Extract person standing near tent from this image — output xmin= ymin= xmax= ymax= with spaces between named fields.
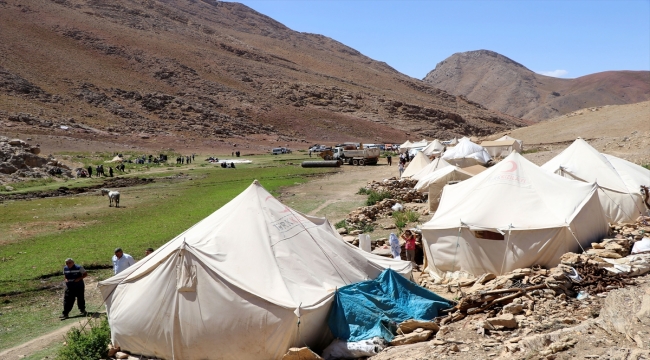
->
xmin=387 ymin=154 xmax=392 ymax=166
xmin=87 ymin=165 xmax=92 ymax=178
xmin=401 ymin=230 xmax=416 ymax=265
xmin=389 ymin=233 xmax=401 ymax=259
xmin=398 ymin=162 xmax=404 ymax=177
xmin=60 ymin=258 xmax=87 ymax=319
xmin=112 ymin=248 xmax=136 ymax=275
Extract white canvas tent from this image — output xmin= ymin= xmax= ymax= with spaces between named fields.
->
xmin=398 ymin=140 xmax=413 ymax=153
xmin=497 ymin=135 xmax=523 ymax=149
xmin=414 ymin=165 xmax=474 ymax=193
xmin=481 ymin=139 xmax=521 ymax=158
xmin=401 ymin=151 xmax=431 ymax=178
xmin=411 ymin=157 xmax=452 ymax=181
xmin=414 ymin=166 xmax=474 ymax=212
xmin=441 ymin=138 xmax=491 ymax=167
xmin=541 ymin=138 xmax=650 ymax=224
xmin=98 ymin=181 xmax=411 ymax=360
xmin=422 ymin=139 xmax=445 ymax=156
xmin=421 ymin=152 xmax=608 ymax=279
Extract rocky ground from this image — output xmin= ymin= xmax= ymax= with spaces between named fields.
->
xmin=0 ymin=136 xmax=73 ymax=186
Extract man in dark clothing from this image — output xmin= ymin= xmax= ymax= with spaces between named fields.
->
xmin=109 ymin=167 xmax=114 ymax=177
xmin=87 ymin=166 xmax=92 ymax=178
xmin=387 ymin=154 xmax=392 ymax=166
xmin=60 ymin=258 xmax=87 ymax=319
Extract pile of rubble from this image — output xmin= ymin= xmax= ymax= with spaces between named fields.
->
xmin=0 ymin=136 xmax=73 ymax=183
xmin=342 ymin=178 xmax=427 ymax=230
xmin=345 ymin=198 xmax=398 ymax=229
xmin=365 ymin=178 xmax=426 ymax=203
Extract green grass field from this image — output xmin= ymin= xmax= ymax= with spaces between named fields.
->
xmin=0 ymin=153 xmax=332 ymax=295
xmin=0 ymin=153 xmax=334 ymax=352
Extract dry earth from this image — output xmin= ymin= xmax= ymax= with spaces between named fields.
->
xmin=424 ymin=50 xmax=650 ymax=122
xmin=0 ymin=0 xmax=525 ymax=152
xmin=489 ymin=101 xmax=650 ymax=166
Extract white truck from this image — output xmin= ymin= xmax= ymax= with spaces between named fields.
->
xmin=332 ymin=147 xmax=380 ymax=166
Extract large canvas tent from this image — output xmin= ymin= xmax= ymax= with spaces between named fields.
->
xmin=98 ymin=181 xmax=411 ymax=360
xmin=421 ymin=152 xmax=608 ymax=279
xmin=401 ymin=151 xmax=431 ymax=178
xmin=541 ymin=138 xmax=650 ymax=224
xmin=398 ymin=140 xmax=413 ymax=153
xmin=411 ymin=157 xmax=452 ymax=181
xmin=481 ymin=139 xmax=521 ymax=158
xmin=497 ymin=135 xmax=523 ymax=149
xmin=422 ymin=139 xmax=445 ymax=156
xmin=414 ymin=166 xmax=474 ymax=212
xmin=442 ymin=138 xmax=491 ymax=167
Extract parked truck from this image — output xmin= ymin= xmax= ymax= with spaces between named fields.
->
xmin=331 ymin=146 xmax=380 ymax=165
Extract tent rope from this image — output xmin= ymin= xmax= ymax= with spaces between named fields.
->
xmin=499 ymin=224 xmax=513 ymax=276
xmin=567 ymin=225 xmax=586 ymax=253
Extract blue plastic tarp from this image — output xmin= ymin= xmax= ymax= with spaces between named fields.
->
xmin=328 ymin=268 xmax=453 ymax=342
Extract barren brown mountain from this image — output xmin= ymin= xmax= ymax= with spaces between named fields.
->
xmin=0 ymin=0 xmax=525 ymax=152
xmin=423 ymin=50 xmax=650 ymax=122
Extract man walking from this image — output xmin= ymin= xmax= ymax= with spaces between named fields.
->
xmin=60 ymin=258 xmax=87 ymax=319
xmin=112 ymin=248 xmax=136 ymax=275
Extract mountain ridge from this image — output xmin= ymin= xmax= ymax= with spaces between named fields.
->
xmin=0 ymin=0 xmax=525 ymax=150
xmin=423 ymin=50 xmax=650 ymax=122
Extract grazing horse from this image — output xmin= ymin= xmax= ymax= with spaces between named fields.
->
xmin=101 ymin=188 xmax=120 ymax=207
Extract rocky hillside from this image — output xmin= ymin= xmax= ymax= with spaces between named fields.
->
xmin=0 ymin=1 xmax=524 ymax=150
xmin=423 ymin=50 xmax=650 ymax=122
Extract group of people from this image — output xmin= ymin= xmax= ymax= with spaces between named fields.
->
xmin=389 ymin=229 xmax=417 ymax=265
xmin=397 ymin=153 xmax=412 ymax=176
xmin=176 ymin=155 xmax=194 ymax=164
xmin=60 ymin=247 xmax=155 ymax=319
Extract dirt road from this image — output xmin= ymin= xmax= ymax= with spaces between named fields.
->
xmin=279 ymin=161 xmax=398 ymax=222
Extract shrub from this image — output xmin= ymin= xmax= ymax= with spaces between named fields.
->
xmin=392 ymin=210 xmax=420 ymax=231
xmin=57 ymin=318 xmax=111 ymax=360
xmin=366 ymin=190 xmax=392 ymax=206
xmin=361 ymin=223 xmax=375 ymax=233
xmin=334 ymin=219 xmax=347 ymax=229
xmin=356 ymin=187 xmax=370 ymax=195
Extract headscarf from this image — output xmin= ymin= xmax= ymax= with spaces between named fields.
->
xmin=389 ymin=233 xmax=401 ymax=259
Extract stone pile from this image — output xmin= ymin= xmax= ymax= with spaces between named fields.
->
xmin=610 ymin=217 xmax=650 ymax=240
xmin=365 ymin=178 xmax=426 ymax=203
xmin=0 ymin=136 xmax=73 ymax=181
xmin=345 ymin=198 xmax=397 ymax=229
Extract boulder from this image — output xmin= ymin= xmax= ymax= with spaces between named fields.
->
xmin=342 ymin=236 xmax=356 ymax=243
xmin=281 ymin=347 xmax=323 ymax=360
xmin=107 ymin=344 xmax=120 ymax=357
xmin=0 ymin=162 xmax=18 ymax=174
xmin=337 ymin=227 xmax=347 ymax=235
xmin=389 ymin=329 xmax=433 ymax=346
xmin=115 ymin=352 xmax=130 ymax=359
xmin=8 ymin=139 xmax=26 ymax=147
xmin=502 ymin=303 xmax=524 ymax=315
xmin=29 ymin=146 xmax=41 ymax=155
xmin=398 ymin=319 xmax=440 ymax=334
xmin=482 ymin=313 xmax=518 ymax=329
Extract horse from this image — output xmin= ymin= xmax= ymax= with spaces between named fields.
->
xmin=101 ymin=188 xmax=120 ymax=207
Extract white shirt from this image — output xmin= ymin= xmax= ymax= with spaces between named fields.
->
xmin=112 ymin=253 xmax=136 ymax=274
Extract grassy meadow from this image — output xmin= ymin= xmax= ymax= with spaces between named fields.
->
xmin=0 ymin=151 xmax=334 ymax=351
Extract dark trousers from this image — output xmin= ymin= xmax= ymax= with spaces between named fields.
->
xmin=63 ymin=286 xmax=86 ymax=315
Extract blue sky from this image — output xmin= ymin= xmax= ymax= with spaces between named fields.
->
xmin=232 ymin=0 xmax=650 ymax=79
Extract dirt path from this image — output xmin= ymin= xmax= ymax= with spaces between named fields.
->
xmin=279 ymin=161 xmax=398 ymax=222
xmin=0 ymin=319 xmax=86 ymax=359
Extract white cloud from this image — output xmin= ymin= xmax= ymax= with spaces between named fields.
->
xmin=538 ymin=69 xmax=569 ymax=78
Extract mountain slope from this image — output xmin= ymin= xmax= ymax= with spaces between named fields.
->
xmin=0 ymin=1 xmax=524 ymax=149
xmin=423 ymin=50 xmax=650 ymax=122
